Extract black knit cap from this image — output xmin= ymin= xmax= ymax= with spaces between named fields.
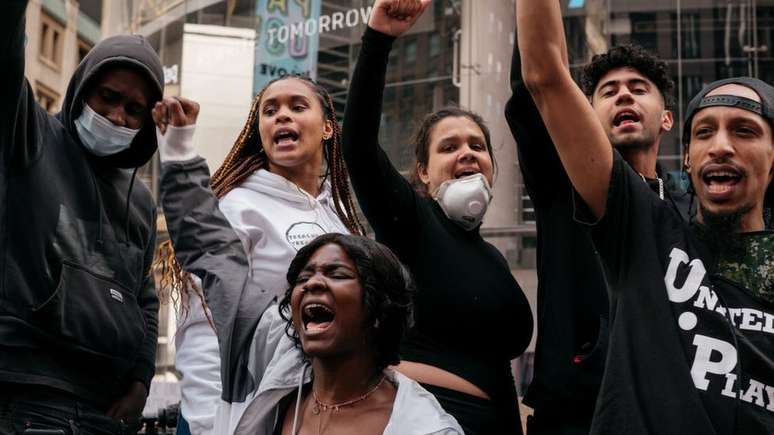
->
xmin=682 ymin=77 xmax=774 ymax=223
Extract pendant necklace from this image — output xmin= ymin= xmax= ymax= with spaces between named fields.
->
xmin=639 ymin=173 xmax=665 ymax=200
xmin=311 ymin=375 xmax=386 ymax=415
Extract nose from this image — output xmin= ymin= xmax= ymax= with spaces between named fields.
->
xmin=275 ymin=105 xmax=292 ymax=123
xmin=615 ymin=88 xmax=634 ymax=105
xmin=105 ymin=106 xmax=127 ymax=127
xmin=706 ymin=128 xmax=736 ymax=160
xmin=458 ymin=144 xmax=477 ymax=162
xmin=302 ymin=272 xmax=327 ymax=294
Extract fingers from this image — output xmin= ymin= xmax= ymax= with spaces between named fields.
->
xmin=153 ymin=96 xmax=200 ymax=131
xmin=152 ymin=102 xmax=169 ymax=135
xmin=168 ymin=98 xmax=187 ymax=127
xmin=388 ymin=0 xmax=422 ymax=20
xmin=177 ymin=97 xmax=201 ymax=124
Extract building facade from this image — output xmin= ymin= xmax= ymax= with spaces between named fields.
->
xmin=24 ymin=0 xmax=102 ymax=113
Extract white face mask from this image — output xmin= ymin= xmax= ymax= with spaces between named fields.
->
xmin=74 ymin=104 xmax=140 ymax=156
xmin=433 ymin=173 xmax=493 ymax=231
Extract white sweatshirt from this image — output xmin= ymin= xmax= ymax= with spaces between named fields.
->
xmin=159 ymin=125 xmax=350 ymax=434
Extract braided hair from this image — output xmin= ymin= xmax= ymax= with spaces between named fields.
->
xmin=155 ymin=75 xmax=364 ymax=324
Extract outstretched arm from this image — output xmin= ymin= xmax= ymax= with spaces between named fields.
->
xmin=517 ymin=0 xmax=612 ymax=219
xmin=341 ymin=0 xmax=430 ymax=241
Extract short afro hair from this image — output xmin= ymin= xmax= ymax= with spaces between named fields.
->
xmin=581 ymin=44 xmax=675 ymax=109
xmin=279 ymin=233 xmax=414 ymax=372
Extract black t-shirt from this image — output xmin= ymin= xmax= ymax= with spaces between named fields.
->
xmin=586 ymin=152 xmax=774 ymax=434
xmin=341 ymin=27 xmax=533 ymax=429
xmin=505 ymin=44 xmax=692 ymax=417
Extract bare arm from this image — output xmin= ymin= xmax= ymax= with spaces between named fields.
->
xmin=517 ymin=0 xmax=612 ymax=219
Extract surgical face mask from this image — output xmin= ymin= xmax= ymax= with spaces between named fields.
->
xmin=433 ymin=173 xmax=493 ymax=231
xmin=74 ymin=104 xmax=139 ymax=156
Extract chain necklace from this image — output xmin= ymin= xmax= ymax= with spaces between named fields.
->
xmin=639 ymin=173 xmax=665 ymax=200
xmin=311 ymin=375 xmax=386 ymax=415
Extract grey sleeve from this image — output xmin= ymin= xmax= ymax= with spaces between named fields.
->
xmin=159 ymin=157 xmax=274 ymax=403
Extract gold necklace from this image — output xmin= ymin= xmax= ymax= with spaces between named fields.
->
xmin=311 ymin=375 xmax=386 ymax=415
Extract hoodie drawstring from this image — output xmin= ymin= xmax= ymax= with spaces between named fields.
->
xmin=89 ymin=169 xmax=105 ymax=247
xmin=291 ymin=362 xmax=309 ymax=435
xmin=124 ymin=167 xmax=139 ymax=243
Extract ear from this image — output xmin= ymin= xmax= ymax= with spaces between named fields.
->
xmin=661 ymin=109 xmax=674 ymax=133
xmin=684 ymin=151 xmax=691 ymax=173
xmin=322 ymin=119 xmax=334 ymax=140
xmin=417 ymin=162 xmax=431 ymax=186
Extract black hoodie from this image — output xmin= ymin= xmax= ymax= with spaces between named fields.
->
xmin=0 ymin=0 xmax=162 ymax=408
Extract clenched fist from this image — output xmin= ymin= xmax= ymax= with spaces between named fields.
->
xmin=152 ymin=96 xmax=200 ymax=135
xmin=368 ymin=0 xmax=432 ymax=38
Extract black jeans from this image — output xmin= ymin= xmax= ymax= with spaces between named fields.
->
xmin=0 ymin=384 xmax=129 ymax=435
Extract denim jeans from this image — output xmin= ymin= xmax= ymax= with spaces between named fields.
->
xmin=0 ymin=384 xmax=130 ymax=435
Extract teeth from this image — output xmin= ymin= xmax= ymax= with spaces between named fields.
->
xmin=303 ymin=303 xmax=333 ymax=316
xmin=275 ymin=130 xmax=296 ymax=141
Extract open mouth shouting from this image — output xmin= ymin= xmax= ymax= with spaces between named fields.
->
xmin=700 ymin=163 xmax=745 ymax=201
xmin=273 ymin=127 xmax=299 ymax=148
xmin=301 ymin=300 xmax=336 ymax=335
xmin=612 ymin=109 xmax=641 ymax=128
xmin=454 ymin=167 xmax=480 ymax=179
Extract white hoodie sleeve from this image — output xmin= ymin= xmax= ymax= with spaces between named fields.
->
xmin=174 ymin=276 xmax=222 ymax=435
xmin=156 ymin=124 xmax=198 ymax=162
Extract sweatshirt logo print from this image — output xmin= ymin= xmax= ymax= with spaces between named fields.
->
xmin=109 ymin=288 xmax=124 ymax=303
xmin=664 ymin=247 xmax=774 ymax=414
xmin=286 ymin=222 xmax=327 ymax=251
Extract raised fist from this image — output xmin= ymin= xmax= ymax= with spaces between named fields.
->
xmin=152 ymin=96 xmax=200 ymax=135
xmin=368 ymin=0 xmax=431 ymax=37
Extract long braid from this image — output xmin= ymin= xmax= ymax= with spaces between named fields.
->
xmin=155 ymin=74 xmax=363 ymax=325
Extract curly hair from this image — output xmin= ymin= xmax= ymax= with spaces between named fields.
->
xmin=410 ymin=106 xmax=495 ymax=195
xmin=278 ymin=234 xmax=414 ymax=372
xmin=581 ymin=44 xmax=675 ymax=109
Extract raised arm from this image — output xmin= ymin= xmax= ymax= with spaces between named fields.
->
xmin=517 ymin=0 xmax=612 ymax=219
xmin=341 ymin=0 xmax=430 ymax=237
xmin=505 ymin=34 xmax=569 ymax=206
xmin=154 ymin=98 xmax=273 ymax=403
xmin=1 ymin=0 xmax=45 ymax=170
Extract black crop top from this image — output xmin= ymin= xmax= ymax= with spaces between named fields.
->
xmin=341 ymin=27 xmax=533 ymax=406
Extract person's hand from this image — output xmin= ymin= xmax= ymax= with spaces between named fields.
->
xmin=152 ymin=96 xmax=200 ymax=135
xmin=368 ymin=0 xmax=431 ymax=37
xmin=106 ymin=381 xmax=147 ymax=423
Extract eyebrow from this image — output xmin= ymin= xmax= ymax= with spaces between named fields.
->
xmin=300 ymin=261 xmax=355 ymax=273
xmin=99 ymin=84 xmax=148 ymax=109
xmin=693 ymin=111 xmax=766 ymax=129
xmin=261 ymin=94 xmax=311 ymax=106
xmin=436 ymin=132 xmax=486 ymax=144
xmin=597 ymin=78 xmax=650 ymax=93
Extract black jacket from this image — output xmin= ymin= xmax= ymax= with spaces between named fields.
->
xmin=0 ymin=0 xmax=162 ymax=408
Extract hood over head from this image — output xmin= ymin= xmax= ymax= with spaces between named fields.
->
xmin=59 ymin=34 xmax=164 ymax=169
